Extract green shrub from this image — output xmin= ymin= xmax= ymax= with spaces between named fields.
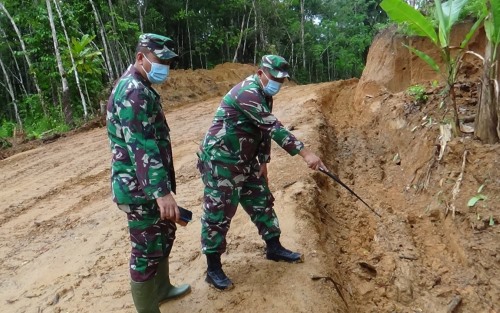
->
xmin=462 ymin=0 xmax=487 ymax=19
xmin=24 ymin=115 xmax=69 ymax=140
xmin=0 ymin=120 xmax=17 ymax=138
xmin=406 ymin=84 xmax=428 ymax=104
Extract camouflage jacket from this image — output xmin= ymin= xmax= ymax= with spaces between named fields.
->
xmin=198 ymin=74 xmax=304 ymax=172
xmin=106 ymin=65 xmax=175 ymax=204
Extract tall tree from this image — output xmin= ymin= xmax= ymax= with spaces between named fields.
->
xmin=52 ymin=0 xmax=88 ymax=120
xmin=233 ymin=12 xmax=247 ymax=63
xmin=300 ymin=0 xmax=306 ymax=70
xmin=89 ymin=0 xmax=114 ymax=82
xmin=0 ymin=53 xmax=21 ymax=128
xmin=0 ymin=26 xmax=27 ymax=96
xmin=46 ymin=0 xmax=72 ymax=126
xmin=0 ymin=2 xmax=47 ymax=115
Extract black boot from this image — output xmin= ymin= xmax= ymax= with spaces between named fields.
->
xmin=205 ymin=253 xmax=233 ymax=290
xmin=265 ymin=236 xmax=303 ymax=263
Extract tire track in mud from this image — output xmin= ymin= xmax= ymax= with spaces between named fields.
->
xmin=0 ymin=168 xmax=110 ymax=228
xmin=0 ymin=169 xmax=111 ymax=276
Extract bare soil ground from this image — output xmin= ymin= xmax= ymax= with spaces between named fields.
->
xmin=1 ymin=28 xmax=499 ymax=313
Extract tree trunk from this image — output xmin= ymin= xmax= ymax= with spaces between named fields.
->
xmin=327 ymin=47 xmax=331 ymax=81
xmin=225 ymin=32 xmax=230 ymax=61
xmin=0 ymin=2 xmax=47 ymax=115
xmin=449 ymin=83 xmax=460 ymax=136
xmin=107 ymin=0 xmax=125 ymax=74
xmin=475 ymin=39 xmax=500 ymax=143
xmin=138 ymin=2 xmax=144 ymax=33
xmin=0 ymin=26 xmax=28 ymax=96
xmin=118 ymin=40 xmax=133 ymax=67
xmin=242 ymin=6 xmax=253 ymax=63
xmin=253 ymin=0 xmax=257 ymax=65
xmin=89 ymin=0 xmax=114 ymax=83
xmin=276 ymin=11 xmax=294 ymax=71
xmin=108 ymin=0 xmax=117 ymax=35
xmin=53 ymin=0 xmax=88 ymax=119
xmin=300 ymin=0 xmax=306 ymax=70
xmin=0 ymin=54 xmax=22 ymax=128
xmin=259 ymin=12 xmax=266 ymax=51
xmin=46 ymin=0 xmax=73 ymax=126
xmin=186 ymin=0 xmax=193 ymax=68
xmin=232 ymin=14 xmax=246 ymax=63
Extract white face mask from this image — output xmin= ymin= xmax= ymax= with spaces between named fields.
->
xmin=142 ymin=54 xmax=170 ymax=84
xmin=262 ymin=71 xmax=282 ymax=96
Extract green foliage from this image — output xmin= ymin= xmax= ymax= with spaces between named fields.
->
xmin=24 ymin=114 xmax=70 ymax=140
xmin=18 ymin=95 xmax=44 ymax=121
xmin=462 ymin=0 xmax=488 ymax=19
xmin=66 ymin=35 xmax=103 ymax=76
xmin=381 ymin=0 xmax=438 ymax=43
xmin=467 ymin=185 xmax=487 ymax=207
xmin=435 ymin=0 xmax=468 ymax=48
xmin=485 ymin=0 xmax=500 ymax=47
xmin=381 ymin=0 xmax=486 ymax=133
xmin=0 ymin=120 xmax=17 ymax=138
xmin=10 ymin=0 xmax=494 ymax=137
xmin=407 ymin=84 xmax=428 ymax=103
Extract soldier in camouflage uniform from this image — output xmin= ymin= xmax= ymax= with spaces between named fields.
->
xmin=106 ymin=33 xmax=190 ymax=313
xmin=197 ymin=55 xmax=327 ymax=290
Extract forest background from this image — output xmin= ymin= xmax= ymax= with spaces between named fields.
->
xmin=0 ymin=0 xmax=485 ymax=140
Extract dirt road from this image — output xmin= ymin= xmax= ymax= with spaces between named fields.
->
xmin=0 ymin=83 xmax=349 ymax=313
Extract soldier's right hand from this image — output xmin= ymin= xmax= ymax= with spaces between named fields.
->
xmin=156 ymin=193 xmax=180 ymax=222
xmin=299 ymin=148 xmax=327 ymax=171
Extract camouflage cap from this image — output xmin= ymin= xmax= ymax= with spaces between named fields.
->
xmin=138 ymin=33 xmax=178 ymax=60
xmin=260 ymin=55 xmax=290 ymax=78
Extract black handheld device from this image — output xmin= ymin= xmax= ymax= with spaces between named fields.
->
xmin=178 ymin=206 xmax=193 ymax=223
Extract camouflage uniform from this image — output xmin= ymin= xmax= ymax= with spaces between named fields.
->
xmin=106 ymin=33 xmax=178 ymax=282
xmin=197 ymin=55 xmax=304 ymax=254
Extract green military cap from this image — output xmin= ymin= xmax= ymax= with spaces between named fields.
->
xmin=260 ymin=55 xmax=290 ymax=78
xmin=138 ymin=33 xmax=178 ymax=60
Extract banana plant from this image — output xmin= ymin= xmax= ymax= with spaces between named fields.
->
xmin=380 ymin=0 xmax=486 ymax=135
xmin=476 ymin=0 xmax=500 ymax=143
xmin=63 ymin=34 xmax=103 ymax=115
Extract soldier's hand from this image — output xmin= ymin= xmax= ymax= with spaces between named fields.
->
xmin=156 ymin=193 xmax=180 ymax=222
xmin=299 ymin=148 xmax=327 ymax=171
xmin=257 ymin=163 xmax=268 ymax=183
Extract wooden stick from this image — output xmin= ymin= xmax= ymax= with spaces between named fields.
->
xmin=450 ymin=151 xmax=468 ymax=219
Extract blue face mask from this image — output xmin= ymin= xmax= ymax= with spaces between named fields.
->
xmin=262 ymin=72 xmax=282 ymax=96
xmin=142 ymin=54 xmax=170 ymax=84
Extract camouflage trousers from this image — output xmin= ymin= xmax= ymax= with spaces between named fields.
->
xmin=197 ymin=159 xmax=281 ymax=254
xmin=118 ymin=202 xmax=176 ymax=282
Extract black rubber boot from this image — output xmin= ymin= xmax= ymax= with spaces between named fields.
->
xmin=265 ymin=236 xmax=304 ymax=263
xmin=205 ymin=253 xmax=233 ymax=290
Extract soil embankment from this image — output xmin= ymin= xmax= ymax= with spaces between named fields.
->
xmin=315 ymin=24 xmax=499 ymax=312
